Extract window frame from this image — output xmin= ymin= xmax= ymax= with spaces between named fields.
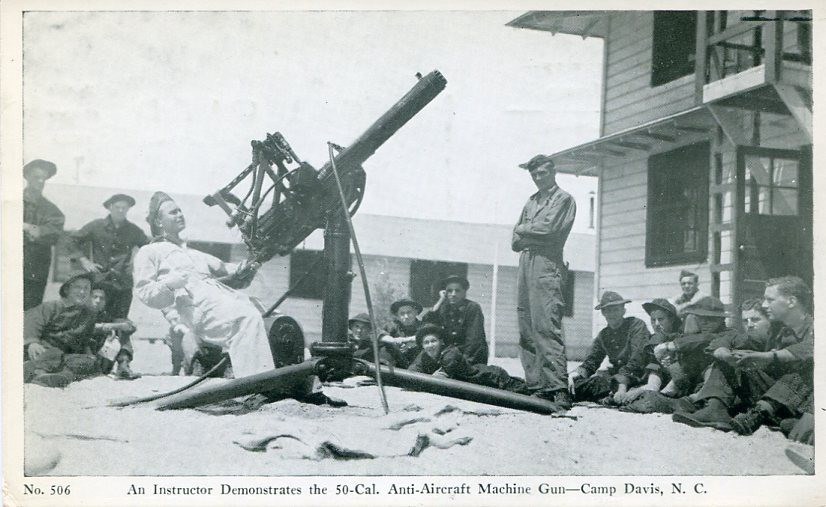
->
xmin=650 ymin=11 xmax=698 ymax=87
xmin=645 ymin=141 xmax=710 ymax=267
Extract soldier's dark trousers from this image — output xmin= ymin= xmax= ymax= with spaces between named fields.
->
xmin=695 ymin=363 xmax=812 ymax=416
xmin=517 ymin=251 xmax=567 ymax=395
xmin=106 ymin=286 xmax=134 ymax=319
xmin=573 ymin=372 xmax=612 ymax=402
xmin=24 ymin=248 xmax=51 ymax=311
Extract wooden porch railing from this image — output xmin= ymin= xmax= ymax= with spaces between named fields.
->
xmin=694 ymin=10 xmax=812 ymax=103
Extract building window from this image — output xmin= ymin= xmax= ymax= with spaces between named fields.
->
xmin=410 ymin=260 xmax=468 ymax=306
xmin=188 ymin=241 xmax=232 ymax=262
xmin=743 ymin=155 xmax=799 ymax=216
xmin=646 ymin=142 xmax=710 ymax=267
xmin=651 ymin=11 xmax=697 ymax=87
xmin=289 ymin=250 xmax=326 ymax=299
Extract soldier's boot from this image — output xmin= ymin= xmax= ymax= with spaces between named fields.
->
xmin=672 ymin=397 xmax=732 ymax=431
xmin=115 ymin=358 xmax=141 ymax=380
xmin=731 ymin=402 xmax=776 ymax=436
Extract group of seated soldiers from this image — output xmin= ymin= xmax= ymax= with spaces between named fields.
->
xmin=569 ymin=275 xmax=813 ymax=446
xmin=347 ymin=274 xmax=521 ymax=393
xmin=350 ymin=273 xmax=813 ymax=449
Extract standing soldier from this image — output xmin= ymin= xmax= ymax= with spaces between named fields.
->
xmin=512 ymin=154 xmax=576 ymax=408
xmin=23 ymin=159 xmax=65 ymax=310
xmin=69 ymin=194 xmax=148 ymax=318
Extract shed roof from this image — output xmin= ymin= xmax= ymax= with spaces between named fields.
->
xmin=507 ymin=11 xmax=611 ymax=39
xmin=45 ymin=183 xmax=595 ymax=271
xmin=546 ymin=107 xmax=718 ymax=177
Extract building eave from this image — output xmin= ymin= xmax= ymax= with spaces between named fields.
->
xmin=548 ymin=106 xmax=718 ymax=177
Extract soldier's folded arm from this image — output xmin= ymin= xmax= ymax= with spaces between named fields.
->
xmin=32 ymin=202 xmax=65 ymax=245
xmin=513 ymin=199 xmax=576 ymax=239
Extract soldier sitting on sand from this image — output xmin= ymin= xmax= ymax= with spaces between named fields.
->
xmin=652 ymin=296 xmax=729 ymax=399
xmin=378 ymin=298 xmax=426 ymax=367
xmin=24 ymin=272 xmax=103 ymax=387
xmin=613 ymin=298 xmax=681 ymax=405
xmin=567 ymin=291 xmax=650 ymax=404
xmin=348 ymin=313 xmax=403 ymax=366
xmin=89 ymin=283 xmax=141 ymax=380
xmin=409 ymin=324 xmax=530 ymax=394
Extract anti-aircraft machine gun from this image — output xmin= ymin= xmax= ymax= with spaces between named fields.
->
xmin=152 ymin=71 xmax=565 ymax=416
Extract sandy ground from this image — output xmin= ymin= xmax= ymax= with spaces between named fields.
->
xmin=23 ymin=340 xmax=812 ymax=476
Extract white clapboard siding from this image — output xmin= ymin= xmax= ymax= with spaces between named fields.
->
xmin=603 ymin=11 xmax=697 ymax=135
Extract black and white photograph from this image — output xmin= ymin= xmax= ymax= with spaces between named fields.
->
xmin=2 ymin=2 xmax=821 ymax=505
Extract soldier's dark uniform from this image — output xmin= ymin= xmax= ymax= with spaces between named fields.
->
xmin=513 ymin=173 xmax=576 ymax=397
xmin=24 ymin=279 xmax=101 ymax=387
xmin=424 ymin=298 xmax=488 ymax=365
xmin=382 ymin=320 xmax=422 ymax=367
xmin=573 ymin=316 xmax=650 ymax=401
xmin=23 ymin=189 xmax=64 ymax=310
xmin=69 ymin=215 xmax=148 ymax=318
xmin=693 ymin=316 xmax=813 ymax=416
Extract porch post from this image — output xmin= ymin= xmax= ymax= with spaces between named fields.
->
xmin=695 ymin=10 xmax=708 ymax=104
xmin=764 ymin=10 xmax=784 ymax=83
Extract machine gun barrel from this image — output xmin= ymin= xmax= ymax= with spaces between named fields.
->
xmin=247 ymin=71 xmax=447 ymax=261
xmin=316 ymin=70 xmax=447 ymax=181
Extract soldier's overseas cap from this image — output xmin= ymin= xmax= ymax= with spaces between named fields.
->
xmin=519 ymin=154 xmax=555 ymax=171
xmin=679 ymin=270 xmax=698 ymax=280
xmin=23 ymin=159 xmax=57 ymax=179
xmin=594 ymin=291 xmax=631 ymax=310
xmin=103 ymin=193 xmax=136 ymax=209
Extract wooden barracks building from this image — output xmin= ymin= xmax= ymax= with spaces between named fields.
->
xmin=508 ymin=10 xmax=813 ymax=321
xmin=43 ymin=183 xmax=596 ymax=359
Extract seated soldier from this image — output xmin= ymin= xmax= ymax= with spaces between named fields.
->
xmin=348 ymin=313 xmax=401 ymax=366
xmin=567 ymin=291 xmax=649 ymax=404
xmin=89 ymin=283 xmax=140 ymax=379
xmin=672 ymin=276 xmax=813 ymax=436
xmin=653 ymin=296 xmax=729 ymax=398
xmin=379 ymin=298 xmax=426 ymax=367
xmin=409 ymin=324 xmax=529 ymax=394
xmin=614 ymin=298 xmax=682 ymax=405
xmin=24 ymin=272 xmax=102 ymax=387
xmin=623 ymin=297 xmax=763 ymax=415
xmin=422 ymin=275 xmax=488 ymax=365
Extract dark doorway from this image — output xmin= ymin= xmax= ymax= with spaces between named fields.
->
xmin=409 ymin=260 xmax=468 ymax=306
xmin=735 ymin=146 xmax=813 ymax=305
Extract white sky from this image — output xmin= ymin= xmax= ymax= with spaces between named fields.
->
xmin=23 ymin=10 xmax=602 ymax=230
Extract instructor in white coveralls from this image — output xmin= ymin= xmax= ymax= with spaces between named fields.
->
xmin=132 ymin=191 xmax=275 ymax=378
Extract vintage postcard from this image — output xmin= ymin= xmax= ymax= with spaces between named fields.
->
xmin=2 ymin=0 xmax=823 ymax=505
